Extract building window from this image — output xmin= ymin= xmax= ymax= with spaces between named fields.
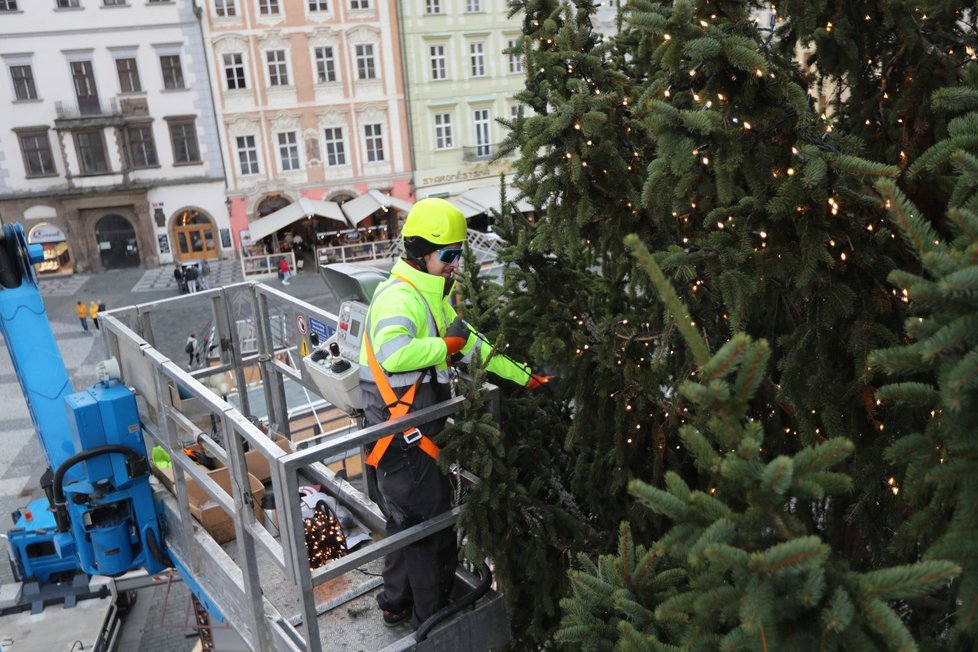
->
xmin=10 ymin=65 xmax=37 ymax=101
xmin=466 ymin=0 xmax=480 ymax=10
xmin=0 ymin=0 xmax=18 ymax=10
xmin=266 ymin=50 xmax=289 ymax=86
xmin=236 ymin=135 xmax=259 ymax=175
xmin=323 ymin=127 xmax=345 ymax=166
xmin=215 ymin=0 xmax=235 ymax=16
xmin=429 ymin=44 xmax=446 ymax=81
xmin=425 ymin=0 xmax=440 ymax=14
xmin=434 ymin=113 xmax=453 ymax=149
xmin=223 ymin=53 xmax=246 ymax=90
xmin=126 ymin=124 xmax=158 ymax=168
xmin=103 ymin=0 xmax=127 ymax=5
xmin=258 ymin=0 xmax=279 ymax=15
xmin=57 ymin=0 xmax=80 ymax=7
xmin=116 ymin=58 xmax=142 ymax=93
xmin=508 ymin=39 xmax=524 ymax=73
xmin=278 ymin=132 xmax=300 ymax=171
xmin=364 ymin=123 xmax=384 ymax=162
xmin=169 ymin=119 xmax=200 ymax=164
xmin=75 ymin=129 xmax=109 ymax=174
xmin=160 ymin=55 xmax=185 ymax=90
xmin=314 ymin=47 xmax=337 ymax=83
xmin=355 ymin=44 xmax=375 ymax=80
xmin=349 ymin=0 xmax=367 ymax=8
xmin=308 ymin=0 xmax=327 ymax=10
xmin=474 ymin=108 xmax=491 ymax=158
xmin=18 ymin=131 xmax=56 ymax=177
xmin=469 ymin=43 xmax=486 ymax=77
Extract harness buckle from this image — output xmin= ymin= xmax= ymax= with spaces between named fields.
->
xmin=402 ymin=427 xmax=423 ymax=445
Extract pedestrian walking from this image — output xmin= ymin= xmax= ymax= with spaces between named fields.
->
xmin=185 ymin=333 xmax=199 ymax=368
xmin=185 ymin=264 xmax=199 ymax=293
xmin=278 ymin=257 xmax=291 ymax=286
xmin=195 ymin=264 xmax=208 ymax=291
xmin=89 ymin=300 xmax=100 ymax=331
xmin=173 ymin=265 xmax=186 ymax=294
xmin=75 ymin=301 xmax=89 ymax=332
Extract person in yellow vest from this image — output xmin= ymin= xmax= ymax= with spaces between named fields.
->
xmin=89 ymin=300 xmax=101 ymax=331
xmin=359 ymin=198 xmax=549 ymax=629
xmin=75 ymin=301 xmax=89 ymax=332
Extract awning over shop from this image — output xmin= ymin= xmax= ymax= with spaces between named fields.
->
xmin=340 ymin=191 xmax=415 ymax=226
xmin=447 ymin=196 xmax=487 ymax=218
xmin=248 ymin=198 xmax=350 ymax=241
xmin=451 ymin=185 xmax=533 ymax=218
xmin=368 ymin=189 xmax=413 ymax=213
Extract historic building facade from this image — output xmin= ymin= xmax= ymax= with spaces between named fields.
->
xmin=197 ymin=0 xmax=412 ymax=251
xmin=0 ymin=0 xmax=227 ymax=273
xmin=396 ymin=0 xmax=524 ymax=210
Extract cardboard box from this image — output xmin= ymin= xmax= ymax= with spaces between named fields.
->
xmin=239 ymin=435 xmax=292 ymax=484
xmin=186 ymin=467 xmax=265 ymax=545
xmin=168 ymin=383 xmax=216 ymax=435
xmin=150 ymin=461 xmax=264 ymax=544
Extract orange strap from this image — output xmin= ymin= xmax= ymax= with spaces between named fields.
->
xmin=363 ymin=326 xmax=441 ymax=468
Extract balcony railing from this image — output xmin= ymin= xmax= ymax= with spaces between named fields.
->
xmin=462 ymin=144 xmax=498 ymax=162
xmin=55 ymin=96 xmax=120 ymax=120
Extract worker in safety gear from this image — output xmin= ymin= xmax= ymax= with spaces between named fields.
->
xmin=89 ymin=300 xmax=101 ymax=331
xmin=75 ymin=301 xmax=89 ymax=332
xmin=360 ymin=197 xmax=548 ymax=629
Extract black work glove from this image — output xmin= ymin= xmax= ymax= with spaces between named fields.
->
xmin=443 ymin=316 xmax=470 ymax=357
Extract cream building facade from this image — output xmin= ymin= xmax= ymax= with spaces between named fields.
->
xmin=396 ymin=0 xmax=524 ymax=218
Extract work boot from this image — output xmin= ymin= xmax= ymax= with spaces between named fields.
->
xmin=381 ymin=607 xmax=411 ymax=627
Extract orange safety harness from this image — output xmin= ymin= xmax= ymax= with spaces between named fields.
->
xmin=364 ymin=276 xmax=442 ymax=468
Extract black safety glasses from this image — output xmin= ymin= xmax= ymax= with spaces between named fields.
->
xmin=436 ymin=248 xmax=463 ymax=264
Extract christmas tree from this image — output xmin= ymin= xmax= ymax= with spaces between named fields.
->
xmin=869 ymin=63 xmax=978 ymax=644
xmin=557 ymin=237 xmax=958 ymax=650
xmin=440 ymin=0 xmax=978 ymax=647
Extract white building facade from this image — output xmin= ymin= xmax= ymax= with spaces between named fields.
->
xmin=0 ymin=0 xmax=227 ymax=273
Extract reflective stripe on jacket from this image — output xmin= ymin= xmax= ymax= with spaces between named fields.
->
xmin=358 ymin=259 xmax=532 ymax=424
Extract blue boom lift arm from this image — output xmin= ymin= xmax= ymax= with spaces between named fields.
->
xmin=0 ymin=223 xmax=169 ymax=587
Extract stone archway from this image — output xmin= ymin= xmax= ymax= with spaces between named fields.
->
xmin=256 ymin=194 xmax=291 ymax=218
xmin=171 ymin=207 xmax=218 ymax=261
xmin=94 ymin=214 xmax=140 ymax=269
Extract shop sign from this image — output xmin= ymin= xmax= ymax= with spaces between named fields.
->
xmin=28 ymin=225 xmax=66 ymax=244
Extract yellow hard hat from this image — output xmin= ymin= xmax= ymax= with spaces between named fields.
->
xmin=402 ymin=198 xmax=466 ymax=246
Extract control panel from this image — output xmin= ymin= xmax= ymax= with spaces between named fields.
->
xmin=333 ymin=301 xmax=367 ymax=362
xmin=303 ymin=301 xmax=368 ymax=415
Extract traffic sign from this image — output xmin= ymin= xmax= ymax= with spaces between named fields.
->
xmin=296 ymin=314 xmax=308 ymax=335
xmin=299 ymin=338 xmax=310 ymax=357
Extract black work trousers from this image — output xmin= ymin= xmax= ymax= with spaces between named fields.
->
xmin=375 ymin=443 xmax=456 ymax=629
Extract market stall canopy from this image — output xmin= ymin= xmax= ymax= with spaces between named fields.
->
xmin=340 ymin=190 xmax=414 ymax=226
xmin=450 ymin=185 xmax=533 ymax=218
xmin=248 ymin=198 xmax=350 ymax=241
xmin=447 ymin=196 xmax=487 ymax=219
xmin=368 ymin=189 xmax=413 ymax=213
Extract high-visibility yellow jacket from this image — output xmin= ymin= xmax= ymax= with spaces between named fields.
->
xmin=75 ymin=303 xmax=88 ymax=319
xmin=89 ymin=302 xmax=100 ymax=320
xmin=358 ymin=258 xmax=531 ymax=429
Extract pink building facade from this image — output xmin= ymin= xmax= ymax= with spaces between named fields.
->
xmin=199 ymin=0 xmax=412 ymax=251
